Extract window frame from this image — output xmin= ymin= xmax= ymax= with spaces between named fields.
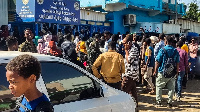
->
xmin=40 ymin=61 xmax=103 ymax=105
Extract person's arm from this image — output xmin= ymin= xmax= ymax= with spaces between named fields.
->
xmin=125 ymin=49 xmax=129 ymax=63
xmin=154 ymin=44 xmax=159 ymax=58
xmin=176 ymin=50 xmax=180 ymax=76
xmin=92 ymin=55 xmax=102 ymax=79
xmin=195 ymin=44 xmax=198 ymax=52
xmin=18 ymin=43 xmax=25 ymax=52
xmin=185 ymin=52 xmax=188 ymax=74
xmin=120 ymin=55 xmax=125 ymax=74
xmin=125 ymin=44 xmax=139 ymax=64
xmin=153 ymin=61 xmax=159 ymax=77
xmin=153 ymin=48 xmax=163 ymax=76
xmin=145 ymin=48 xmax=151 ymax=71
xmin=176 ymin=63 xmax=179 ymax=76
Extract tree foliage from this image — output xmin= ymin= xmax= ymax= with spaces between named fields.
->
xmin=183 ymin=2 xmax=200 ymax=21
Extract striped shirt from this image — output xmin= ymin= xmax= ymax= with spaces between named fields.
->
xmin=123 ymin=44 xmax=139 ymax=81
xmin=154 ymin=40 xmax=165 ymax=59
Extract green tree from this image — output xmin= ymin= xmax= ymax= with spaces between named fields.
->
xmin=183 ymin=2 xmax=200 ymax=21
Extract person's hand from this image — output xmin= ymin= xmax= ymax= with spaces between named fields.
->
xmin=153 ymin=71 xmax=157 ymax=77
xmin=124 ymin=44 xmax=129 ymax=51
xmin=144 ymin=65 xmax=147 ymax=72
xmin=174 ymin=74 xmax=178 ymax=79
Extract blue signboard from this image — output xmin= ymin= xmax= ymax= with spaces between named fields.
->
xmin=16 ymin=0 xmax=35 ymax=22
xmin=16 ymin=0 xmax=80 ymax=25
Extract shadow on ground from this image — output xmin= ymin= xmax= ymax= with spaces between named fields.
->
xmin=137 ymin=79 xmax=200 ymax=112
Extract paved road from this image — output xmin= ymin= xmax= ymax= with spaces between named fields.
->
xmin=137 ymin=78 xmax=200 ymax=112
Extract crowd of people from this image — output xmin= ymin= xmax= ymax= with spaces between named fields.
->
xmin=0 ymin=26 xmax=199 ymax=109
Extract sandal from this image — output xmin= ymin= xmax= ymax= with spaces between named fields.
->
xmin=148 ymin=90 xmax=155 ymax=94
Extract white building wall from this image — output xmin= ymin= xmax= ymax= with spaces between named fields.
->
xmin=80 ymin=10 xmax=106 ymax=22
xmin=162 ymin=0 xmax=175 ymax=4
xmin=130 ymin=22 xmax=163 ymax=33
xmin=163 ymin=23 xmax=180 ymax=34
xmin=177 ymin=19 xmax=200 ymax=34
xmin=171 ymin=0 xmax=175 ymax=4
xmin=0 ymin=0 xmax=8 ymax=26
xmin=163 ymin=0 xmax=168 ymax=3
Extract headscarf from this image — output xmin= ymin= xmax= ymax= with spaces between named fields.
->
xmin=49 ymin=41 xmax=62 ymax=57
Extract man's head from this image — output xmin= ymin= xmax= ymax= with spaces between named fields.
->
xmin=104 ymin=31 xmax=110 ymax=40
xmin=172 ymin=39 xmax=177 ymax=48
xmin=191 ymin=37 xmax=197 ymax=44
xmin=111 ymin=34 xmax=119 ymax=42
xmin=24 ymin=28 xmax=34 ymax=41
xmin=108 ymin=41 xmax=116 ymax=50
xmin=99 ymin=40 xmax=105 ymax=48
xmin=132 ymin=34 xmax=137 ymax=42
xmin=159 ymin=33 xmax=165 ymax=40
xmin=144 ymin=38 xmax=151 ymax=46
xmin=122 ymin=34 xmax=133 ymax=49
xmin=164 ymin=35 xmax=174 ymax=45
xmin=64 ymin=33 xmax=72 ymax=41
xmin=176 ymin=41 xmax=183 ymax=48
xmin=6 ymin=54 xmax=41 ymax=97
xmin=179 ymin=36 xmax=186 ymax=43
xmin=6 ymin=36 xmax=18 ymax=51
xmin=94 ymin=34 xmax=100 ymax=41
xmin=75 ymin=31 xmax=79 ymax=37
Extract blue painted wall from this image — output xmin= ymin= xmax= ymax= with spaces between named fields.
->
xmin=119 ymin=0 xmax=162 ymax=11
xmin=112 ymin=8 xmax=169 ymax=34
xmin=79 ymin=0 xmax=185 ymax=15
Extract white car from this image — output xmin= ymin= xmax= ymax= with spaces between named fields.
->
xmin=0 ymin=51 xmax=136 ymax=112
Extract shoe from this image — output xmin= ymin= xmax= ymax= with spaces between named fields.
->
xmin=176 ymin=97 xmax=181 ymax=102
xmin=154 ymin=101 xmax=162 ymax=107
xmin=167 ymin=103 xmax=172 ymax=108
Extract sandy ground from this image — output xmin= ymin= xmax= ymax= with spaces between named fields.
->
xmin=137 ymin=79 xmax=200 ymax=112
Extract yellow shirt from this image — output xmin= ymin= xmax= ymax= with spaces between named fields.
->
xmin=181 ymin=44 xmax=189 ymax=54
xmin=145 ymin=47 xmax=152 ymax=57
xmin=92 ymin=50 xmax=125 ymax=83
xmin=79 ymin=41 xmax=87 ymax=54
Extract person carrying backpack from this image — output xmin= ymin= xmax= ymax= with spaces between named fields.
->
xmin=153 ymin=36 xmax=180 ymax=108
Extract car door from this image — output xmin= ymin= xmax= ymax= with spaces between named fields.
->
xmin=40 ymin=61 xmax=112 ymax=112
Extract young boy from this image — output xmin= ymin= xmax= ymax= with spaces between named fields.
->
xmin=6 ymin=54 xmax=53 ymax=112
xmin=6 ymin=36 xmax=18 ymax=51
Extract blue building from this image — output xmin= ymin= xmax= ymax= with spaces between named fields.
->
xmin=6 ymin=0 xmax=186 ymax=36
xmin=79 ymin=0 xmax=186 ymax=34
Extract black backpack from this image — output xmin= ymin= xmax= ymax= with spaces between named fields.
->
xmin=163 ymin=48 xmax=177 ymax=78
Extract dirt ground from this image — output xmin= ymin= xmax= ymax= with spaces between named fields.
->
xmin=137 ymin=78 xmax=200 ymax=112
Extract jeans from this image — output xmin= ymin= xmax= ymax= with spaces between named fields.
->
xmin=107 ymin=81 xmax=122 ymax=90
xmin=144 ymin=67 xmax=154 ymax=89
xmin=189 ymin=57 xmax=197 ymax=78
xmin=121 ymin=76 xmax=138 ymax=104
xmin=175 ymin=71 xmax=185 ymax=97
xmin=156 ymin=73 xmax=175 ymax=103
